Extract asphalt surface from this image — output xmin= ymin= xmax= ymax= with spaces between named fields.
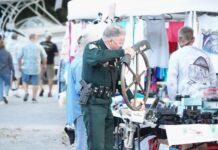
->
xmin=0 ymin=87 xmax=73 ymax=150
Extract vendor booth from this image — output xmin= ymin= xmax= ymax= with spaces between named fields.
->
xmin=66 ymin=0 xmax=218 ymax=72
xmin=62 ymin=0 xmax=218 ymax=149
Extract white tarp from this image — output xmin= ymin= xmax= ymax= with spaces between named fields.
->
xmin=165 ymin=124 xmax=218 ymax=146
xmin=67 ymin=0 xmax=218 ymax=20
xmin=116 ymin=0 xmax=218 ymax=16
xmin=67 ymin=0 xmax=114 ymax=20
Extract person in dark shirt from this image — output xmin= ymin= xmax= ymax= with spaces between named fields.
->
xmin=0 ymin=38 xmax=14 ymax=104
xmin=39 ymin=34 xmax=58 ymax=97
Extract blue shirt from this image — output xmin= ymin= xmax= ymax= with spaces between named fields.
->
xmin=18 ymin=41 xmax=47 ymax=75
xmin=67 ymin=54 xmax=83 ymax=122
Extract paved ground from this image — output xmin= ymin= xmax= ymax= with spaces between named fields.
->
xmin=0 ymin=87 xmax=73 ymax=150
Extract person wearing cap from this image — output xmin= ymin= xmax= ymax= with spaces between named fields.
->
xmin=167 ymin=26 xmax=216 ymax=150
xmin=39 ymin=33 xmax=58 ymax=97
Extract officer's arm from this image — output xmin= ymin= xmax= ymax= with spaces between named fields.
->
xmin=84 ymin=44 xmax=124 ymax=66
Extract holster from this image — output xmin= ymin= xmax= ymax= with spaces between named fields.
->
xmin=79 ymin=80 xmax=92 ymax=105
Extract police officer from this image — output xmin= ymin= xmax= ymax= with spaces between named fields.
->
xmin=81 ymin=24 xmax=135 ymax=150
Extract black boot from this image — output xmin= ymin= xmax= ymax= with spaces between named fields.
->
xmin=3 ymin=97 xmax=8 ymax=104
xmin=64 ymin=127 xmax=75 ymax=145
xmin=39 ymin=89 xmax=44 ymax=97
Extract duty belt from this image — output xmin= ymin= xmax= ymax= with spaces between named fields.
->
xmin=92 ymin=85 xmax=112 ymax=99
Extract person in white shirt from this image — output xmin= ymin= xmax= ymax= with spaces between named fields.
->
xmin=167 ymin=26 xmax=216 ymax=150
xmin=167 ymin=26 xmax=216 ymax=100
xmin=6 ymin=33 xmax=22 ymax=97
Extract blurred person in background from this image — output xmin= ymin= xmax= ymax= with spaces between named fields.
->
xmin=167 ymin=26 xmax=216 ymax=150
xmin=6 ymin=33 xmax=22 ymax=97
xmin=39 ymin=33 xmax=58 ymax=97
xmin=167 ymin=26 xmax=216 ymax=100
xmin=18 ymin=33 xmax=47 ymax=102
xmin=65 ymin=34 xmax=92 ymax=149
xmin=0 ymin=38 xmax=15 ymax=104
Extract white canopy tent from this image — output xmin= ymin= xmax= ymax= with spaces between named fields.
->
xmin=67 ymin=0 xmax=218 ymax=20
xmin=67 ymin=0 xmax=218 ymax=73
xmin=116 ymin=0 xmax=218 ymax=16
xmin=67 ymin=0 xmax=114 ymax=20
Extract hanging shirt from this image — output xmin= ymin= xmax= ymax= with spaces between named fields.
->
xmin=184 ymin=11 xmax=198 ymax=43
xmin=123 ymin=17 xmax=145 ymax=48
xmin=67 ymin=54 xmax=83 ymax=122
xmin=123 ymin=19 xmax=133 ymax=48
xmin=167 ymin=46 xmax=216 ymax=100
xmin=197 ymin=14 xmax=218 ymax=73
xmin=167 ymin=21 xmax=184 ymax=54
xmin=61 ymin=22 xmax=84 ymax=61
xmin=144 ymin=15 xmax=169 ymax=68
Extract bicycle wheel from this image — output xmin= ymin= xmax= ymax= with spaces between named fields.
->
xmin=121 ymin=40 xmax=151 ymax=111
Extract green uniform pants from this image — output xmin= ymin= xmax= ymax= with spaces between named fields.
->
xmin=81 ymin=96 xmax=114 ymax=150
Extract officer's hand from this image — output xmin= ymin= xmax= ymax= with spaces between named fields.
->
xmin=125 ymin=47 xmax=135 ymax=58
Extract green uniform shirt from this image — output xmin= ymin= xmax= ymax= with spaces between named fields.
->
xmin=82 ymin=39 xmax=124 ymax=87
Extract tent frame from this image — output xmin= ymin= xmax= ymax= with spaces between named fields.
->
xmin=0 ymin=0 xmax=61 ymax=31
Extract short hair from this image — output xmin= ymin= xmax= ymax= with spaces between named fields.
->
xmin=29 ymin=33 xmax=37 ymax=40
xmin=11 ymin=33 xmax=18 ymax=40
xmin=178 ymin=26 xmax=194 ymax=41
xmin=45 ymin=33 xmax=52 ymax=41
xmin=102 ymin=24 xmax=126 ymax=40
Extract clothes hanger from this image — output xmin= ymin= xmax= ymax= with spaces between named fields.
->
xmin=165 ymin=13 xmax=173 ymax=20
xmin=139 ymin=15 xmax=163 ymax=21
xmin=93 ymin=12 xmax=103 ymax=24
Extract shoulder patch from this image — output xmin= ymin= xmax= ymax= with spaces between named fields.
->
xmin=89 ymin=44 xmax=97 ymax=49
